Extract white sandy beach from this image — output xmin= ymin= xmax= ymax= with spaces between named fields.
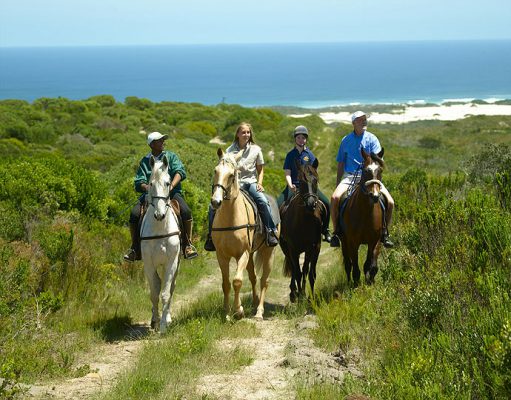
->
xmin=293 ymin=103 xmax=511 ymax=124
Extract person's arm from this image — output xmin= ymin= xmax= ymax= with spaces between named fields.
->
xmin=134 ymin=159 xmax=150 ymax=193
xmin=256 ymin=164 xmax=264 ymax=192
xmin=284 ymin=169 xmax=295 ymax=192
xmin=336 ymin=162 xmax=345 ymax=186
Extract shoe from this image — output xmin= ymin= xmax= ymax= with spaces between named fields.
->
xmin=322 ymin=229 xmax=331 ymax=243
xmin=184 ymin=245 xmax=199 ymax=259
xmin=204 ymin=236 xmax=216 ymax=252
xmin=330 ymin=234 xmax=340 ymax=248
xmin=381 ymin=235 xmax=394 ymax=248
xmin=123 ymin=248 xmax=140 ymax=262
xmin=266 ymin=231 xmax=279 ymax=247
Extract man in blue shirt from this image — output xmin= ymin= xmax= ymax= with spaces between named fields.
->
xmin=278 ymin=125 xmax=331 ymax=242
xmin=330 ymin=111 xmax=394 ymax=248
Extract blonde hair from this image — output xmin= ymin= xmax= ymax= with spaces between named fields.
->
xmin=233 ymin=122 xmax=255 ymax=145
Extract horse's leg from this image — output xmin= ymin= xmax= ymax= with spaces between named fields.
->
xmin=246 ymin=255 xmax=259 ymax=309
xmin=144 ymin=262 xmax=161 ymax=330
xmin=308 ymin=245 xmax=320 ymax=299
xmin=301 ymin=254 xmax=309 ymax=299
xmin=350 ymin=244 xmax=361 ymax=286
xmin=365 ymin=242 xmax=380 ymax=284
xmin=254 ymin=247 xmax=273 ymax=320
xmin=217 ymin=253 xmax=231 ymax=320
xmin=341 ymin=242 xmax=352 ymax=284
xmin=160 ymin=253 xmax=180 ymax=334
xmin=232 ymin=251 xmax=250 ymax=319
xmin=289 ymin=252 xmax=301 ymax=303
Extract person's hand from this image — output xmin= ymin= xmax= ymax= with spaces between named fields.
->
xmin=289 ymin=184 xmax=297 ymax=193
xmin=256 ymin=183 xmax=264 ymax=192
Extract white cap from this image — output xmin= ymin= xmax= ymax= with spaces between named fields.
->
xmin=351 ymin=111 xmax=367 ymax=122
xmin=293 ymin=125 xmax=309 ymax=136
xmin=147 ymin=131 xmax=168 ymax=145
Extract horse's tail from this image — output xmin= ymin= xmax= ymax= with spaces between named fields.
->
xmin=254 ymin=245 xmax=276 ymax=276
xmin=282 ymin=256 xmax=292 ymax=277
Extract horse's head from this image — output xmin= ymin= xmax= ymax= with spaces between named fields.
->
xmin=360 ymin=148 xmax=385 ymax=204
xmin=147 ymin=156 xmax=172 ymax=220
xmin=296 ymin=161 xmax=319 ymax=211
xmin=211 ymin=148 xmax=242 ymax=210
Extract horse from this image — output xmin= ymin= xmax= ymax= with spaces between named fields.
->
xmin=210 ymin=148 xmax=279 ymax=320
xmin=140 ymin=155 xmax=181 ymax=333
xmin=279 ymin=162 xmax=324 ymax=303
xmin=339 ymin=148 xmax=386 ymax=286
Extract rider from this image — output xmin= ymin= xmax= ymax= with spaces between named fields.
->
xmin=204 ymin=122 xmax=279 ymax=251
xmin=123 ymin=131 xmax=199 ymax=261
xmin=278 ymin=125 xmax=332 ymax=243
xmin=330 ymin=111 xmax=394 ymax=248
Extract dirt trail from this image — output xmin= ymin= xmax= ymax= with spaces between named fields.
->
xmin=26 ymin=264 xmax=222 ymax=400
xmin=27 ymin=247 xmax=362 ymax=399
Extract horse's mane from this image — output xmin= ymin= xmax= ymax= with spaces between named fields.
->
xmin=298 ymin=163 xmax=319 ymax=181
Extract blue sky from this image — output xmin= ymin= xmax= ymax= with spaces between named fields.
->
xmin=1 ymin=0 xmax=510 ymax=47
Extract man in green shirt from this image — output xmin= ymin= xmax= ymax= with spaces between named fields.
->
xmin=124 ymin=131 xmax=198 ymax=261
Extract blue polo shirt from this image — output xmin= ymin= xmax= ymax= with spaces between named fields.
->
xmin=283 ymin=147 xmax=317 ymax=185
xmin=336 ymin=130 xmax=381 ymax=174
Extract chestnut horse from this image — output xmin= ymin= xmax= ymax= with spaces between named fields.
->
xmin=340 ymin=149 xmax=385 ymax=285
xmin=280 ymin=162 xmax=324 ymax=302
xmin=210 ymin=148 xmax=279 ymax=320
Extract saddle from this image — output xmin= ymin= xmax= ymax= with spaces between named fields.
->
xmin=239 ymin=188 xmax=280 ymax=235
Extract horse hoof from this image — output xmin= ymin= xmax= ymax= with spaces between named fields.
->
xmin=290 ymin=292 xmax=298 ymax=303
xmin=254 ymin=313 xmax=264 ymax=321
xmin=150 ymin=319 xmax=160 ymax=331
xmin=233 ymin=306 xmax=244 ymax=320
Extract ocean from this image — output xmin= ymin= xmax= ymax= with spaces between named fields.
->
xmin=1 ymin=40 xmax=510 ymax=107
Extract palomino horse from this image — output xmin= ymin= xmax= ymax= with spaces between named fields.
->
xmin=340 ymin=148 xmax=385 ymax=286
xmin=210 ymin=148 xmax=279 ymax=320
xmin=280 ymin=162 xmax=324 ymax=302
xmin=140 ymin=156 xmax=181 ymax=333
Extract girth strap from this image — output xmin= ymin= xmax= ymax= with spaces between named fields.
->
xmin=212 ymin=223 xmax=257 ymax=232
xmin=141 ymin=231 xmax=180 ymax=241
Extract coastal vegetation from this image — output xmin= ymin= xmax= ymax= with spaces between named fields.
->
xmin=0 ymin=96 xmax=510 ymax=399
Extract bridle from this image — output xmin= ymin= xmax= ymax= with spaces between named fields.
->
xmin=211 ymin=158 xmax=236 ymax=200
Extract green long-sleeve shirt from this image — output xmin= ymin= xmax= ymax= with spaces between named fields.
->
xmin=134 ymin=151 xmax=187 ymax=196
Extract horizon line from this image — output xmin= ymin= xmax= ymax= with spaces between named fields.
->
xmin=2 ymin=38 xmax=511 ymax=49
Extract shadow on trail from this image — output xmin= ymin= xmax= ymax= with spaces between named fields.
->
xmin=90 ymin=315 xmax=152 ymax=342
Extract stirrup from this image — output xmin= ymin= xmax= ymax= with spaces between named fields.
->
xmin=184 ymin=244 xmax=198 ymax=259
xmin=330 ymin=234 xmax=341 ymax=247
xmin=381 ymin=235 xmax=394 ymax=248
xmin=322 ymin=230 xmax=332 ymax=243
xmin=266 ymin=231 xmax=279 ymax=247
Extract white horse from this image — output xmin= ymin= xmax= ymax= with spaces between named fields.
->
xmin=140 ymin=155 xmax=181 ymax=333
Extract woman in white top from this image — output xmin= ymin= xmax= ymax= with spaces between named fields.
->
xmin=204 ymin=122 xmax=278 ymax=251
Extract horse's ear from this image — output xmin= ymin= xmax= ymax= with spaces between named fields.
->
xmin=162 ymin=155 xmax=169 ymax=168
xmin=217 ymin=148 xmax=224 ymax=159
xmin=312 ymin=158 xmax=319 ymax=169
xmin=150 ymin=155 xmax=156 ymax=168
xmin=377 ymin=148 xmax=384 ymax=159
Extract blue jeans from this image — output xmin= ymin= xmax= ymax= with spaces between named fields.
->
xmin=241 ymin=182 xmax=276 ymax=232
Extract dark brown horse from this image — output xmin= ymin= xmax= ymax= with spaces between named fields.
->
xmin=280 ymin=162 xmax=325 ymax=302
xmin=340 ymin=149 xmax=385 ymax=285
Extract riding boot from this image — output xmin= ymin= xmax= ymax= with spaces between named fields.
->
xmin=330 ymin=230 xmax=341 ymax=247
xmin=381 ymin=229 xmax=395 ymax=248
xmin=266 ymin=228 xmax=279 ymax=247
xmin=204 ymin=208 xmax=216 ymax=251
xmin=123 ymin=222 xmax=141 ymax=262
xmin=183 ymin=219 xmax=198 ymax=259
